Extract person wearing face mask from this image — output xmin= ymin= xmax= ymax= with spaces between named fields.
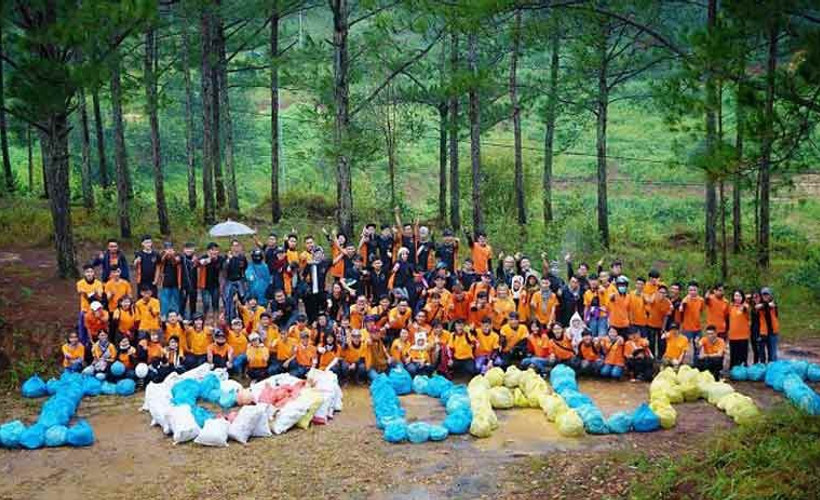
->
xmin=530 ymin=277 xmax=558 ymax=328
xmin=755 ymin=287 xmax=780 ymax=362
xmin=245 ymin=249 xmax=271 ymax=306
xmin=609 ymin=276 xmax=633 ymax=338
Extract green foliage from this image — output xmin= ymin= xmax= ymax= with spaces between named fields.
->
xmin=785 ymin=245 xmax=820 ymax=299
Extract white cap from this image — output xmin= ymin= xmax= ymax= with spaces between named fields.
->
xmin=248 ymin=333 xmax=261 ymax=342
xmin=90 ymin=301 xmax=103 ymax=311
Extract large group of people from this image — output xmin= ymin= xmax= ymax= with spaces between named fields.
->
xmin=64 ymin=208 xmax=782 ymax=387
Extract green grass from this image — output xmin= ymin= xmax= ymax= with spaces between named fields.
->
xmin=630 ymin=404 xmax=820 ymax=500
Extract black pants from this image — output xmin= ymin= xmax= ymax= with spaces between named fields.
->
xmin=696 ymin=357 xmax=724 ymax=380
xmin=729 ymin=339 xmax=749 ymax=367
xmin=626 ymin=357 xmax=654 ymax=381
xmin=451 ymin=358 xmax=477 ymax=378
xmin=180 ymin=288 xmax=197 ymax=320
xmin=751 ymin=326 xmax=762 ymax=363
xmin=303 ymin=292 xmax=326 ymax=323
xmin=646 ymin=327 xmax=661 ymax=358
xmin=247 ymin=367 xmax=269 ymax=381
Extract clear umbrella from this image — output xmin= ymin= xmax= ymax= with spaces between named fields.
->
xmin=208 ymin=220 xmax=256 ymax=237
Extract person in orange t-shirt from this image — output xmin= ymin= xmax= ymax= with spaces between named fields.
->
xmin=679 ymin=281 xmax=705 ymax=359
xmin=727 ymin=289 xmax=751 ymax=368
xmin=600 ymin=328 xmax=625 ymax=379
xmin=696 ymin=325 xmax=726 ymax=380
xmin=246 ymin=333 xmax=271 ymax=381
xmin=522 ymin=322 xmax=552 ymax=374
xmin=61 ymin=331 xmax=85 ymax=372
xmin=447 ymin=284 xmax=472 ymax=323
xmin=529 ymin=278 xmax=558 ymax=326
xmin=705 ymin=285 xmax=730 ymax=337
xmin=608 ymin=276 xmax=632 ymax=336
xmin=467 ymin=291 xmax=493 ymax=329
xmin=290 ymin=330 xmax=317 ymax=378
xmin=661 ymin=324 xmax=690 ymax=367
xmin=104 ymin=266 xmax=131 ymax=314
xmin=473 ymin=317 xmax=501 ymax=374
xmin=466 ymin=229 xmax=492 ymax=275
xmin=577 ymin=330 xmax=603 ymax=376
xmin=549 ymin=324 xmax=576 ymax=366
xmin=755 ymin=287 xmax=780 ymax=362
xmin=624 ymin=329 xmax=653 ymax=381
xmin=84 ymin=301 xmax=110 ymax=342
xmin=645 ymin=284 xmax=672 ymax=358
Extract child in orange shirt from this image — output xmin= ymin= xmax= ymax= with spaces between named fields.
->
xmin=599 ymin=328 xmax=625 ymax=379
xmin=696 ymin=325 xmax=726 ymax=380
xmin=474 ymin=317 xmax=501 ymax=374
xmin=61 ymin=331 xmax=85 ymax=372
xmin=246 ymin=332 xmax=271 ymax=381
xmin=87 ymin=330 xmax=116 ymax=377
xmin=624 ymin=328 xmax=654 ymax=381
xmin=679 ymin=281 xmax=705 ymax=358
xmin=448 ymin=320 xmax=477 ymax=377
xmin=290 ymin=330 xmax=317 ymax=378
xmin=389 ymin=328 xmax=412 ymax=368
xmin=577 ymin=329 xmax=602 ymax=376
xmin=268 ymin=327 xmax=296 ymax=376
xmin=317 ymin=331 xmax=342 ymax=376
xmin=406 ymin=333 xmax=434 ymax=377
xmin=521 ymin=322 xmax=552 ymax=374
xmin=341 ymin=329 xmax=369 ymax=384
xmin=113 ymin=295 xmax=137 ymax=342
xmin=207 ymin=330 xmax=234 ymax=370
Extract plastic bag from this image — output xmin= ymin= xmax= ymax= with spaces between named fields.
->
xmin=676 ymin=365 xmax=699 ymax=386
xmin=116 ymin=378 xmax=136 ymax=396
xmin=407 ymin=422 xmax=431 ymax=443
xmin=192 ymin=405 xmax=214 ymax=428
xmin=219 ymin=389 xmax=238 ymax=410
xmin=426 ymin=375 xmax=453 ymax=399
xmin=556 ymin=409 xmax=585 ymax=437
xmin=469 ymin=412 xmax=494 ymax=438
xmin=230 ymin=405 xmax=269 ymax=442
xmin=576 ymin=404 xmax=609 ymax=434
xmin=170 ymin=405 xmax=200 ymax=444
xmin=764 ymin=361 xmax=793 ymax=392
xmin=46 ymin=378 xmax=62 ymax=395
xmin=486 ymin=367 xmax=504 ymax=387
xmin=171 ymin=378 xmax=201 ymax=406
xmin=729 ymin=365 xmax=748 ymax=381
xmin=513 ymin=388 xmax=529 ymax=408
xmin=412 ymin=375 xmax=429 ymax=395
xmin=807 ymin=364 xmax=820 ymax=383
xmin=489 ymin=386 xmax=514 ymax=409
xmin=783 ymin=374 xmax=820 ymax=416
xmin=388 ymin=366 xmax=413 ymax=395
xmin=429 ymin=424 xmax=449 ymax=441
xmin=296 ymin=390 xmax=325 ymax=430
xmin=200 ymin=374 xmax=221 ymax=398
xmin=99 ymin=381 xmax=115 ymax=395
xmin=747 ymin=363 xmax=767 ymax=382
xmin=445 ymin=394 xmax=472 ymax=415
xmin=0 ymin=420 xmax=26 ymax=448
xmin=148 ymin=397 xmax=173 ymax=435
xmin=194 ymin=418 xmax=230 ymax=447
xmin=21 ymin=375 xmax=48 ymax=398
xmin=541 ymin=394 xmax=569 ymax=422
xmin=649 ymin=401 xmax=677 ymax=429
xmin=272 ymin=397 xmax=312 ymax=435
xmin=632 ymin=403 xmax=661 ymax=432
xmin=468 ymin=375 xmax=491 ymax=393
xmin=38 ymin=397 xmax=74 ymax=428
xmin=727 ymin=399 xmax=760 ymax=425
xmin=384 ymin=419 xmax=408 ymax=443
xmin=550 ymin=365 xmax=578 ymax=393
xmin=443 ymin=408 xmax=472 ymax=435
xmin=82 ymin=376 xmax=103 ymax=397
xmin=66 ymin=419 xmax=95 ymax=447
xmin=789 ymin=360 xmax=809 ymax=380
xmin=252 ymin=404 xmax=274 ymax=437
xmin=606 ymin=412 xmax=633 ymax=434
xmin=503 ymin=366 xmax=523 ymax=388
xmin=44 ymin=425 xmax=68 ymax=447
xmin=704 ymin=382 xmax=735 ymax=404
xmin=680 ymin=382 xmax=701 ymax=402
xmin=19 ymin=424 xmax=46 ymax=449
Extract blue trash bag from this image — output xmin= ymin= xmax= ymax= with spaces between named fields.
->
xmin=560 ymin=389 xmax=594 ymax=409
xmin=729 ymin=365 xmax=748 ymax=381
xmin=383 ymin=419 xmax=408 ymax=443
xmin=407 ymin=422 xmax=431 ymax=444
xmin=82 ymin=375 xmax=103 ymax=397
xmin=44 ymin=425 xmax=69 ymax=447
xmin=0 ymin=420 xmax=26 ymax=448
xmin=576 ymin=404 xmax=609 ymax=434
xmin=426 ymin=375 xmax=453 ymax=399
xmin=60 ymin=370 xmax=83 ymax=384
xmin=171 ymin=378 xmax=201 ymax=406
xmin=632 ymin=403 xmax=661 ymax=433
xmin=101 ymin=381 xmax=117 ymax=395
xmin=765 ymin=361 xmax=794 ymax=391
xmin=443 ymin=408 xmax=472 ymax=435
xmin=116 ymin=378 xmax=136 ymax=396
xmin=219 ymin=389 xmax=237 ymax=410
xmin=445 ymin=394 xmax=472 ymax=415
xmin=807 ymin=364 xmax=820 ymax=383
xmin=377 ymin=415 xmax=406 ymax=430
xmin=21 ymin=375 xmax=48 ymax=398
xmin=607 ymin=411 xmax=633 ymax=434
xmin=441 ymin=384 xmax=468 ymax=405
xmin=789 ymin=360 xmax=809 ymax=380
xmin=388 ymin=366 xmax=413 ymax=395
xmin=46 ymin=378 xmax=62 ymax=395
xmin=191 ymin=405 xmax=214 ymax=428
xmin=200 ymin=374 xmax=221 ymax=397
xmin=550 ymin=365 xmax=578 ymax=392
xmin=203 ymin=388 xmax=221 ymax=404
xmin=747 ymin=363 xmax=767 ymax=382
xmin=429 ymin=424 xmax=449 ymax=441
xmin=110 ymin=361 xmax=126 ymax=377
xmin=412 ymin=375 xmax=430 ymax=395
xmin=782 ymin=374 xmax=820 ymax=415
xmin=66 ymin=419 xmax=95 ymax=447
xmin=19 ymin=424 xmax=46 ymax=449
xmin=38 ymin=397 xmax=75 ymax=428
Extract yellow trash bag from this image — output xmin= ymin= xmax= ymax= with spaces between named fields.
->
xmin=716 ymin=392 xmax=750 ymax=412
xmin=656 ymin=367 xmax=678 ymax=384
xmin=650 ymin=379 xmax=682 ymax=404
xmin=541 ymin=393 xmax=569 ymax=422
xmin=470 ymin=412 xmax=495 ymax=438
xmin=469 ymin=375 xmax=491 ymax=393
xmin=486 ymin=367 xmax=505 ymax=387
xmin=296 ymin=389 xmax=325 ymax=430
xmin=556 ymin=409 xmax=585 ymax=437
xmin=704 ymin=381 xmax=735 ymax=405
xmin=503 ymin=366 xmax=523 ymax=388
xmin=728 ymin=400 xmax=760 ymax=426
xmin=513 ymin=388 xmax=529 ymax=408
xmin=490 ymin=386 xmax=515 ymax=409
xmin=649 ymin=400 xmax=677 ymax=429
xmin=676 ymin=365 xmax=699 ymax=386
xmin=680 ymin=382 xmax=701 ymax=402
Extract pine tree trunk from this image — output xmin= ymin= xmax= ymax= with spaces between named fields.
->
xmin=181 ymin=17 xmax=197 ymax=210
xmin=41 ymin=140 xmax=49 ymax=199
xmin=720 ymin=180 xmax=728 ymax=279
xmin=110 ymin=51 xmax=131 ymax=238
xmin=704 ymin=0 xmax=718 ymax=266
xmin=216 ymin=13 xmax=239 ymax=212
xmin=510 ymin=8 xmax=525 ymax=225
xmin=145 ymin=27 xmax=170 ymax=235
xmin=200 ymin=9 xmax=216 ymax=224
xmin=91 ymin=88 xmax=109 ymax=192
xmin=212 ymin=1 xmax=226 ymax=209
xmin=448 ymin=32 xmax=460 ymax=231
xmin=270 ymin=9 xmax=282 ymax=223
xmin=27 ymin=125 xmax=34 ymax=192
xmin=438 ymin=102 xmax=448 ymax=224
xmin=758 ymin=25 xmax=777 ymax=269
xmin=331 ymin=0 xmax=353 ymax=237
xmin=596 ymin=22 xmax=610 ymax=249
xmin=543 ymin=29 xmax=559 ymax=225
xmin=78 ymin=87 xmax=94 ymax=209
xmin=732 ymin=83 xmax=743 ymax=254
xmin=467 ymin=32 xmax=483 ymax=230
xmin=385 ymin=85 xmax=397 ymax=207
xmin=0 ymin=24 xmax=13 ymax=192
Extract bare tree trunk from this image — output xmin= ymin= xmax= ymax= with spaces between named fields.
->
xmin=596 ymin=21 xmax=610 ymax=248
xmin=78 ymin=87 xmax=94 ymax=208
xmin=331 ymin=0 xmax=353 ymax=237
xmin=720 ymin=180 xmax=727 ymax=280
xmin=384 ymin=84 xmax=397 ymax=207
xmin=704 ymin=0 xmax=718 ymax=266
xmin=212 ymin=1 xmax=226 ymax=209
xmin=27 ymin=125 xmax=34 ymax=192
xmin=510 ymin=8 xmax=525 ymax=225
xmin=438 ymin=102 xmax=448 ymax=224
xmin=110 ymin=50 xmax=131 ymax=238
xmin=0 ymin=24 xmax=13 ymax=192
xmin=216 ymin=11 xmax=239 ymax=212
xmin=181 ymin=16 xmax=197 ymax=210
xmin=448 ymin=32 xmax=460 ymax=231
xmin=543 ymin=28 xmax=559 ymax=225
xmin=270 ymin=8 xmax=282 ymax=223
xmin=200 ymin=9 xmax=216 ymax=224
xmin=732 ymin=82 xmax=743 ymax=254
xmin=758 ymin=24 xmax=777 ymax=269
xmin=91 ymin=88 xmax=109 ymax=192
xmin=468 ymin=31 xmax=483 ymax=230
xmin=145 ymin=27 xmax=170 ymax=235
xmin=41 ymin=140 xmax=49 ymax=199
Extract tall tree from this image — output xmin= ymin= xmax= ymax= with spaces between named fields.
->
xmin=0 ymin=23 xmax=13 ymax=192
xmin=91 ymin=87 xmax=109 ymax=191
xmin=211 ymin=1 xmax=226 ymax=209
xmin=78 ymin=87 xmax=94 ymax=208
xmin=594 ymin=17 xmax=610 ymax=248
xmin=732 ymin=80 xmax=744 ymax=254
xmin=145 ymin=25 xmax=170 ymax=235
xmin=467 ymin=31 xmax=483 ymax=230
xmin=543 ymin=28 xmax=559 ymax=225
xmin=110 ymin=49 xmax=131 ymax=238
xmin=510 ymin=8 xmax=525 ymax=225
xmin=27 ymin=125 xmax=33 ymax=193
xmin=758 ymin=21 xmax=777 ymax=269
xmin=703 ymin=0 xmax=718 ymax=266
xmin=329 ymin=0 xmax=353 ymax=236
xmin=270 ymin=5 xmax=282 ymax=223
xmin=200 ymin=5 xmax=217 ymax=224
xmin=216 ymin=7 xmax=239 ymax=212
xmin=449 ymin=31 xmax=461 ymax=231
xmin=438 ymin=42 xmax=448 ymax=225
xmin=181 ymin=12 xmax=197 ymax=210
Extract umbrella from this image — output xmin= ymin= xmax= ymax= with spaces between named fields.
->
xmin=208 ymin=220 xmax=256 ymax=237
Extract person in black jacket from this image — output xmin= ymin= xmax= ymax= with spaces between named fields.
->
xmin=179 ymin=242 xmax=198 ymax=321
xmin=558 ymin=276 xmax=585 ymax=327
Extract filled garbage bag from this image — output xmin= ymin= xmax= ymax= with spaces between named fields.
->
xmin=503 ymin=366 xmax=523 ymax=388
xmin=412 ymin=376 xmax=429 ymax=395
xmin=556 ymin=409 xmax=585 ymax=437
xmin=384 ymin=419 xmax=408 ymax=443
xmin=44 ymin=425 xmax=68 ymax=447
xmin=747 ymin=363 xmax=767 ymax=382
xmin=172 ymin=378 xmax=201 ymax=406
xmin=632 ymin=403 xmax=661 ymax=432
xmin=560 ymin=389 xmax=594 ymax=409
xmin=426 ymin=375 xmax=453 ymax=398
xmin=680 ymin=382 xmax=701 ymax=402
xmin=513 ymin=388 xmax=529 ymax=408
xmin=649 ymin=401 xmax=677 ymax=429
xmin=101 ymin=382 xmax=117 ymax=395
xmin=22 ymin=375 xmax=48 ymax=398
xmin=576 ymin=404 xmax=609 ymax=434
xmin=783 ymin=374 xmax=820 ymax=416
xmin=443 ymin=408 xmax=472 ymax=435
xmin=19 ymin=424 xmax=46 ymax=449
xmin=765 ymin=361 xmax=794 ymax=392
xmin=110 ymin=361 xmax=126 ymax=377
xmin=66 ymin=420 xmax=95 ymax=447
xmin=486 ymin=367 xmax=504 ymax=387
xmin=469 ymin=412 xmax=494 ymax=438
xmin=703 ymin=382 xmax=735 ymax=404
xmin=807 ymin=364 xmax=820 ymax=383
xmin=46 ymin=378 xmax=62 ymax=395
xmin=550 ymin=365 xmax=578 ymax=393
xmin=219 ymin=389 xmax=237 ymax=410
xmin=388 ymin=366 xmax=413 ymax=395
xmin=789 ymin=360 xmax=809 ymax=380
xmin=468 ymin=375 xmax=491 ymax=393
xmin=429 ymin=424 xmax=449 ymax=441
xmin=116 ymin=378 xmax=136 ymax=396
xmin=407 ymin=422 xmax=431 ymax=444
xmin=192 ymin=405 xmax=215 ymax=428
xmin=676 ymin=365 xmax=699 ymax=386
xmin=194 ymin=418 xmax=230 ymax=447
xmin=38 ymin=397 xmax=75 ymax=428
xmin=489 ymin=386 xmax=514 ymax=409
xmin=729 ymin=365 xmax=748 ymax=381
xmin=0 ymin=420 xmax=26 ymax=448
xmin=541 ymin=394 xmax=569 ymax=422
xmin=606 ymin=411 xmax=633 ymax=434
xmin=82 ymin=376 xmax=103 ymax=397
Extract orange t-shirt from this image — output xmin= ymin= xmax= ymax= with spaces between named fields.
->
xmin=529 ymin=334 xmax=551 ymax=358
xmin=500 ymin=324 xmax=528 ymax=353
xmin=62 ymin=343 xmax=85 ymax=368
xmin=680 ymin=296 xmax=705 ymax=332
xmin=757 ymin=305 xmax=780 ymax=336
xmin=608 ymin=293 xmax=631 ymax=329
xmin=647 ymin=297 xmax=672 ymax=329
xmin=601 ymin=337 xmax=625 ymax=366
xmin=390 ymin=338 xmax=411 ymax=362
xmin=491 ymin=298 xmax=516 ymax=330
xmin=727 ymin=304 xmax=751 ymax=341
xmin=448 ymin=294 xmax=472 ymax=322
xmin=663 ymin=334 xmax=689 ymax=361
xmin=579 ymin=342 xmax=599 ymax=362
xmin=247 ymin=344 xmax=270 ymax=369
xmin=318 ymin=345 xmax=340 ymax=370
xmin=104 ymin=279 xmax=131 ymax=312
xmin=624 ymin=337 xmax=650 ymax=357
xmin=474 ymin=331 xmax=500 ymax=357
xmin=342 ymin=342 xmax=368 ymax=364
xmin=76 ymin=278 xmax=104 ymax=312
xmin=135 ymin=298 xmax=161 ymax=331
xmin=387 ymin=308 xmax=412 ymax=330
xmin=84 ymin=311 xmax=109 ymax=341
xmin=295 ymin=344 xmax=318 ymax=367
xmin=269 ymin=336 xmax=296 ymax=361
xmin=699 ymin=336 xmax=726 ymax=357
xmin=529 ymin=291 xmax=558 ymax=325
xmin=629 ymin=292 xmax=648 ymax=327
xmin=450 ymin=333 xmax=475 ymax=360
xmin=705 ymin=295 xmax=729 ymax=333
xmin=471 ymin=243 xmax=492 ymax=274
xmin=187 ymin=327 xmax=213 ymax=356
xmin=330 ymin=240 xmax=345 ymax=279
xmin=550 ymin=336 xmax=575 ymax=361
xmin=467 ymin=303 xmax=493 ymax=329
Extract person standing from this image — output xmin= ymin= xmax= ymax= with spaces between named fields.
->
xmin=92 ymin=238 xmax=130 ymax=282
xmin=76 ymin=264 xmax=104 ymax=348
xmin=727 ymin=289 xmax=751 ymax=367
xmin=158 ymin=241 xmax=181 ymax=321
xmin=223 ymin=239 xmax=248 ymax=322
xmin=198 ymin=242 xmax=224 ymax=324
xmin=179 ymin=242 xmax=199 ymax=321
xmin=134 ymin=235 xmax=160 ymax=297
xmin=679 ymin=281 xmax=705 ymax=360
xmin=756 ymin=287 xmax=780 ymax=362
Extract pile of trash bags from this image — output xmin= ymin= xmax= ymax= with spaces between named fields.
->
xmin=727 ymin=360 xmax=820 ymax=416
xmin=370 ymin=368 xmax=472 ymax=444
xmin=143 ymin=364 xmax=343 ymax=446
xmin=2 ymin=371 xmax=139 ymax=450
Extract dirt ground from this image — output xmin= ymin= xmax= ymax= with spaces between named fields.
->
xmin=0 ymin=248 xmax=817 ymax=500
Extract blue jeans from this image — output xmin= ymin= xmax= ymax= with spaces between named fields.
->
xmin=268 ymin=359 xmax=286 ymax=376
xmin=202 ymin=288 xmax=220 ymax=317
xmin=223 ymin=280 xmax=245 ymax=321
xmin=289 ymin=364 xmax=310 ymax=378
xmin=589 ymin=316 xmax=609 ymax=337
xmin=159 ymin=287 xmax=180 ymax=319
xmin=521 ymin=356 xmax=553 ymax=374
xmin=600 ymin=364 xmax=623 ymax=379
xmin=474 ymin=355 xmax=498 ymax=374
xmin=684 ymin=330 xmax=701 ymax=362
xmin=579 ymin=359 xmax=603 ymax=376
xmin=64 ymin=361 xmax=84 ymax=373
xmin=230 ymin=353 xmax=247 ymax=375
xmin=765 ymin=333 xmax=779 ymax=362
xmin=406 ymin=362 xmax=433 ymax=378
xmin=344 ymin=360 xmax=369 ymax=383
